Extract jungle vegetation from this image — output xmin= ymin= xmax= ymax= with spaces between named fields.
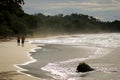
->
xmin=0 ymin=0 xmax=120 ymax=38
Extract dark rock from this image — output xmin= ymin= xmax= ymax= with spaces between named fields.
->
xmin=76 ymin=62 xmax=94 ymax=72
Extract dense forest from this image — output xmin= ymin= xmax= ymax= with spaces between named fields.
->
xmin=0 ymin=0 xmax=120 ymax=38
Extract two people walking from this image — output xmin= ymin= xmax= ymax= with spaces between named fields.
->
xmin=17 ymin=35 xmax=25 ymax=47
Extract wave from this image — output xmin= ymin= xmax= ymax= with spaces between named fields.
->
xmin=18 ymin=33 xmax=120 ymax=80
xmin=29 ymin=33 xmax=120 ymax=48
xmin=41 ymin=47 xmax=111 ymax=79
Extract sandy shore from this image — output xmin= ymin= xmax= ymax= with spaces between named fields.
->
xmin=0 ymin=40 xmax=41 ymax=80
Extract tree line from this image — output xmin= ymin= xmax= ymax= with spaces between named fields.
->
xmin=0 ymin=0 xmax=120 ymax=38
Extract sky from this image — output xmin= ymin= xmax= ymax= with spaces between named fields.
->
xmin=22 ymin=0 xmax=120 ymax=21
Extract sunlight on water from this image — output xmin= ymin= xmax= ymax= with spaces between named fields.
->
xmin=27 ymin=33 xmax=120 ymax=80
xmin=41 ymin=47 xmax=111 ymax=79
xmin=30 ymin=33 xmax=120 ymax=48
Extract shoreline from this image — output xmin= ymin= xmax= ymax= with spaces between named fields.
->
xmin=0 ymin=40 xmax=42 ymax=80
xmin=18 ymin=43 xmax=98 ymax=79
xmin=18 ymin=43 xmax=116 ymax=80
xmin=1 ymin=33 xmax=119 ymax=80
xmin=14 ymin=47 xmax=43 ymax=80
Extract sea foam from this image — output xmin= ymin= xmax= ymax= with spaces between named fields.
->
xmin=26 ymin=33 xmax=120 ymax=79
xmin=41 ymin=47 xmax=111 ymax=79
xmin=30 ymin=33 xmax=120 ymax=48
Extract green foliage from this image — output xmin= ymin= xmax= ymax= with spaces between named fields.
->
xmin=34 ymin=13 xmax=120 ymax=35
xmin=0 ymin=0 xmax=120 ymax=38
xmin=0 ymin=0 xmax=24 ymax=16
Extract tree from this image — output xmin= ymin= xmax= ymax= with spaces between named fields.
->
xmin=0 ymin=0 xmax=24 ymax=5
xmin=0 ymin=0 xmax=25 ymax=37
xmin=0 ymin=0 xmax=24 ymax=15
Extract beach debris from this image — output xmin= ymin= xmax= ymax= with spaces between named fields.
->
xmin=76 ymin=62 xmax=94 ymax=72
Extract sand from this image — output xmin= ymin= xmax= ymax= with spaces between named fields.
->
xmin=19 ymin=44 xmax=97 ymax=79
xmin=0 ymin=40 xmax=41 ymax=80
xmin=1 ymin=38 xmax=120 ymax=80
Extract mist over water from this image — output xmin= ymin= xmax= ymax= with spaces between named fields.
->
xmin=20 ymin=33 xmax=120 ymax=80
xmin=30 ymin=33 xmax=120 ymax=48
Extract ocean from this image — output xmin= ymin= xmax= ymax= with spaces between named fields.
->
xmin=17 ymin=33 xmax=120 ymax=80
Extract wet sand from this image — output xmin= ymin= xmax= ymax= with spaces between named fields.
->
xmin=0 ymin=40 xmax=41 ymax=80
xmin=19 ymin=44 xmax=97 ymax=79
xmin=19 ymin=44 xmax=120 ymax=80
xmin=1 ymin=38 xmax=119 ymax=80
xmin=86 ymin=47 xmax=120 ymax=67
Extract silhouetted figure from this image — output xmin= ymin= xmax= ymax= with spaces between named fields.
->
xmin=21 ymin=36 xmax=25 ymax=47
xmin=17 ymin=36 xmax=20 ymax=46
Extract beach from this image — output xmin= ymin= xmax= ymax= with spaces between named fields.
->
xmin=0 ymin=40 xmax=41 ymax=80
xmin=20 ymin=44 xmax=120 ymax=80
xmin=19 ymin=33 xmax=120 ymax=80
xmin=1 ymin=33 xmax=120 ymax=80
xmin=19 ymin=44 xmax=95 ymax=79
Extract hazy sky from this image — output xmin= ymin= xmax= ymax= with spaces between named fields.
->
xmin=22 ymin=0 xmax=120 ymax=21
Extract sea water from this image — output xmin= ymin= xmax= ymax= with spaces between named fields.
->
xmin=18 ymin=33 xmax=120 ymax=80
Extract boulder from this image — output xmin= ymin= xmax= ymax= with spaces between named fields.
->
xmin=76 ymin=62 xmax=94 ymax=72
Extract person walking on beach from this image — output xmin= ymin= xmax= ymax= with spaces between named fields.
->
xmin=17 ymin=35 xmax=25 ymax=47
xmin=17 ymin=36 xmax=20 ymax=46
xmin=21 ymin=36 xmax=25 ymax=47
